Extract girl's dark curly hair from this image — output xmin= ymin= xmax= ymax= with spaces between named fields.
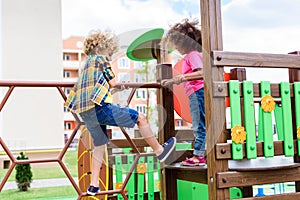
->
xmin=162 ymin=19 xmax=202 ymax=54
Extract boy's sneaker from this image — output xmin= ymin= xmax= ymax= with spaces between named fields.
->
xmin=157 ymin=137 xmax=176 ymax=162
xmin=87 ymin=185 xmax=100 ymax=196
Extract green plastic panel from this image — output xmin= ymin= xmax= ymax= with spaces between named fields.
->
xmin=229 ymin=81 xmax=243 ymax=160
xmin=127 ymin=155 xmax=135 ymax=200
xmin=177 ymin=180 xmax=243 ymax=200
xmin=258 ymin=105 xmax=264 ymax=142
xmin=294 ymin=82 xmax=300 ymax=155
xmin=274 ymin=104 xmax=284 ymax=140
xmin=137 ymin=157 xmax=145 ymax=200
xmin=260 ymin=81 xmax=274 ymax=157
xmin=280 ymin=82 xmax=294 ymax=156
xmin=242 ymin=81 xmax=257 ymax=159
xmin=115 ymin=156 xmax=124 ymax=200
xmin=147 ymin=157 xmax=155 ymax=200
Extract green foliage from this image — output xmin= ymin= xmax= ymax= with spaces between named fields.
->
xmin=15 ymin=152 xmax=33 ymax=191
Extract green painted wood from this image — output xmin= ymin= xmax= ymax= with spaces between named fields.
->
xmin=147 ymin=157 xmax=155 ymax=200
xmin=274 ymin=104 xmax=284 ymax=140
xmin=127 ymin=155 xmax=135 ymax=200
xmin=158 ymin=162 xmax=162 ymax=200
xmin=280 ymin=82 xmax=294 ymax=156
xmin=260 ymin=81 xmax=274 ymax=157
xmin=242 ymin=81 xmax=257 ymax=159
xmin=229 ymin=80 xmax=243 ymax=159
xmin=258 ymin=105 xmax=264 ymax=142
xmin=137 ymin=157 xmax=145 ymax=200
xmin=294 ymin=82 xmax=300 ymax=155
xmin=115 ymin=156 xmax=124 ymax=200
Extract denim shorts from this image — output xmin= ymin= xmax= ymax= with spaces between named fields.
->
xmin=79 ymin=103 xmax=139 ymax=146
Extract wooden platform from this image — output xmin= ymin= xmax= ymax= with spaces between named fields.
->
xmin=228 ymin=156 xmax=300 ymax=171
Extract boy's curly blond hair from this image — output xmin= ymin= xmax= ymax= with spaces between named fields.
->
xmin=83 ymin=30 xmax=119 ymax=55
xmin=161 ymin=18 xmax=202 ymax=54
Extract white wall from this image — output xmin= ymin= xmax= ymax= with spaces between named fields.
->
xmin=1 ymin=0 xmax=64 ymax=150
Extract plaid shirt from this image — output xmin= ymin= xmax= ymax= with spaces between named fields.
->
xmin=64 ymin=54 xmax=115 ymax=113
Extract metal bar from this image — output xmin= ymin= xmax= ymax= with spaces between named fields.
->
xmin=15 ymin=158 xmax=58 ymax=164
xmin=58 ymin=160 xmax=82 ymax=195
xmin=0 ymin=86 xmax=14 ymax=112
xmin=0 ymin=162 xmax=16 ymax=191
xmin=57 ymin=86 xmax=68 ymax=101
xmin=58 ymin=123 xmax=82 ymax=160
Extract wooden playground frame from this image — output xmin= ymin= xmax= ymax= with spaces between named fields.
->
xmin=1 ymin=0 xmax=300 ymax=199
xmin=163 ymin=0 xmax=300 ymax=199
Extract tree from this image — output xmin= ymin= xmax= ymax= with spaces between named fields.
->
xmin=15 ymin=152 xmax=33 ymax=191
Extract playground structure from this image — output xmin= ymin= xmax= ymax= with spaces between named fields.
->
xmin=0 ymin=0 xmax=300 ymax=200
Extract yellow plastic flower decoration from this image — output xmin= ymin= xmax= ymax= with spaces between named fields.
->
xmin=231 ymin=125 xmax=246 ymax=144
xmin=297 ymin=126 xmax=300 ymax=140
xmin=137 ymin=163 xmax=147 ymax=174
xmin=115 ymin=182 xmax=128 ymax=192
xmin=261 ymin=94 xmax=275 ymax=112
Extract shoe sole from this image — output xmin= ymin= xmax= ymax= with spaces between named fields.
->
xmin=87 ymin=190 xmax=99 ymax=196
xmin=160 ymin=137 xmax=177 ymax=163
xmin=181 ymin=162 xmax=206 ymax=166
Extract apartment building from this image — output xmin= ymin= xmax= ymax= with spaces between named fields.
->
xmin=62 ymin=36 xmax=190 ymax=145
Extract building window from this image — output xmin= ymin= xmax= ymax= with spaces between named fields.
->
xmin=64 ymin=88 xmax=71 ymax=95
xmin=134 ymin=61 xmax=143 ymax=69
xmin=118 ymin=90 xmax=131 ymax=101
xmin=64 ymin=122 xmax=72 ymax=130
xmin=135 ymin=89 xmax=146 ymax=100
xmin=135 ymin=73 xmax=146 ymax=83
xmin=63 ymin=71 xmax=71 ymax=78
xmin=63 ymin=54 xmax=70 ymax=60
xmin=135 ymin=104 xmax=147 ymax=115
xmin=118 ymin=57 xmax=130 ymax=69
xmin=118 ymin=73 xmax=130 ymax=82
xmin=177 ymin=120 xmax=183 ymax=127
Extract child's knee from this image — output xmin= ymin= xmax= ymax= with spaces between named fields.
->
xmin=137 ymin=114 xmax=147 ymax=126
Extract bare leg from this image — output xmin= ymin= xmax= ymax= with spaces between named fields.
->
xmin=91 ymin=145 xmax=105 ymax=187
xmin=137 ymin=114 xmax=163 ymax=156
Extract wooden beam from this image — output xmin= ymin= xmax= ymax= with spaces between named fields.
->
xmin=216 ymin=140 xmax=298 ymax=159
xmin=217 ymin=167 xmax=300 ymax=188
xmin=213 ymin=51 xmax=300 ymax=68
xmin=213 ymin=82 xmax=296 ymax=98
xmin=200 ymin=0 xmax=229 ymax=199
xmin=236 ymin=192 xmax=300 ymax=200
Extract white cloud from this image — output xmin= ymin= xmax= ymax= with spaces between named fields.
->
xmin=61 ymin=0 xmax=194 ymax=39
xmin=222 ymin=0 xmax=300 ymax=54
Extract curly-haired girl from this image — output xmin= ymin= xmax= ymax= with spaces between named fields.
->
xmin=65 ymin=29 xmax=176 ymax=195
xmin=162 ymin=19 xmax=206 ymax=166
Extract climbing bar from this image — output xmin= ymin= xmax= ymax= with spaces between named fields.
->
xmin=229 ymin=80 xmax=243 ymax=160
xmin=295 ymin=82 xmax=300 ymax=155
xmin=260 ymin=81 xmax=274 ymax=157
xmin=280 ymin=82 xmax=294 ymax=156
xmin=213 ymin=51 xmax=300 ymax=68
xmin=242 ymin=81 xmax=257 ymax=159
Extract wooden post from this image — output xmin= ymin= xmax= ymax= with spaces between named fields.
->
xmin=288 ymin=51 xmax=300 ymax=192
xmin=156 ymin=64 xmax=175 ymax=143
xmin=156 ymin=46 xmax=175 ymax=200
xmin=200 ymin=0 xmax=229 ymax=199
